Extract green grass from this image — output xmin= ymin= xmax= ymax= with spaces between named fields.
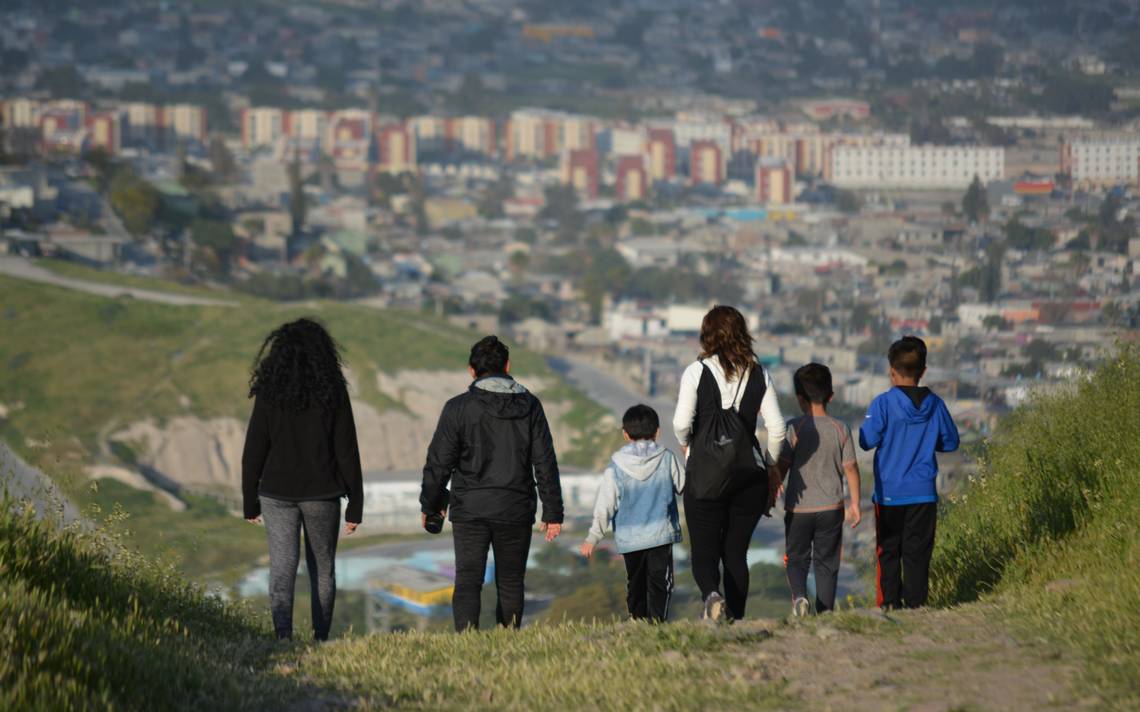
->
xmin=0 ymin=498 xmax=288 ymax=710
xmin=930 ymin=347 xmax=1140 ymax=708
xmin=285 ymin=622 xmax=789 ymax=709
xmin=1 ymin=492 xmax=795 ymax=709
xmin=80 ymin=478 xmax=267 ymax=584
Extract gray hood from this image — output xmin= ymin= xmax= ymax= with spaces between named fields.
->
xmin=612 ymin=440 xmax=668 ymax=481
xmin=474 ymin=376 xmax=529 ymax=395
xmin=470 ymin=375 xmax=533 ymax=420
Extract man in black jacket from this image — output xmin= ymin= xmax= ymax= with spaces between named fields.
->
xmin=421 ymin=335 xmax=563 ymax=631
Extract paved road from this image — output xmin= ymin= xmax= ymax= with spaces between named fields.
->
xmin=0 ymin=441 xmax=81 ymax=523
xmin=548 ymin=354 xmax=864 ymax=598
xmin=547 ymin=355 xmax=682 ymax=452
xmin=0 ymin=256 xmax=235 ymax=307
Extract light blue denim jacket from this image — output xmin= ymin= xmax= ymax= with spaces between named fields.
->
xmin=585 ymin=440 xmax=685 ymax=554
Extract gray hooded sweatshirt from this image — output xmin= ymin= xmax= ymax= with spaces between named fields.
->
xmin=585 ymin=440 xmax=685 ymax=554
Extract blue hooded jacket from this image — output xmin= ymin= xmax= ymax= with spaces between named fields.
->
xmin=859 ymin=386 xmax=960 ymax=505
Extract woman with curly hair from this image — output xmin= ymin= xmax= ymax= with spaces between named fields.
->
xmin=672 ymin=305 xmax=785 ymax=623
xmin=241 ymin=318 xmax=363 ymax=641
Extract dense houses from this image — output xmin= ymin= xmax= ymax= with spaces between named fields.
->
xmin=1 ymin=0 xmax=1139 ymax=435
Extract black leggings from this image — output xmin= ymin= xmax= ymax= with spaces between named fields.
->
xmin=683 ymin=477 xmax=768 ymax=620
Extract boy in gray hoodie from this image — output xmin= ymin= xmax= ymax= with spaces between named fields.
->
xmin=580 ymin=405 xmax=685 ymax=622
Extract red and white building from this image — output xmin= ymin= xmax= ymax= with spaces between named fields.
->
xmin=375 ymin=121 xmax=416 ymax=174
xmin=646 ymin=127 xmax=676 ymax=182
xmin=506 ymin=109 xmax=594 ymax=161
xmin=38 ymin=101 xmax=89 ymax=153
xmin=689 ymin=139 xmax=724 ymax=186
xmin=86 ymin=111 xmax=125 ymax=155
xmin=328 ymin=110 xmax=372 ymax=171
xmin=615 ymin=155 xmax=648 ymax=201
xmin=561 ymin=148 xmax=599 ymax=198
xmin=411 ymin=115 xmax=497 ymax=157
xmin=755 ymin=158 xmax=794 ymax=205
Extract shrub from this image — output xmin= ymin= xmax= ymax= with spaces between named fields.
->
xmin=930 ymin=347 xmax=1140 ymax=705
xmin=0 ymin=499 xmax=287 ymax=710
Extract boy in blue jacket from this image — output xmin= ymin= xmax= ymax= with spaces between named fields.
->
xmin=859 ymin=336 xmax=959 ymax=609
xmin=580 ymin=404 xmax=684 ymax=622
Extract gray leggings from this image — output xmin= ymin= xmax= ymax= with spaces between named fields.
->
xmin=260 ymin=496 xmax=341 ymax=640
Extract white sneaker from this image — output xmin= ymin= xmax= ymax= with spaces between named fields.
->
xmin=792 ymin=597 xmax=811 ymax=618
xmin=702 ymin=592 xmax=726 ymax=623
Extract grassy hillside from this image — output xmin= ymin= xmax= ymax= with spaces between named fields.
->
xmin=930 ymin=346 xmax=1140 ymax=708
xmin=0 ymin=269 xmax=619 ymax=488
xmin=0 ymin=267 xmax=621 ymax=583
xmin=0 ymin=492 xmax=1082 ymax=710
xmin=0 ymin=499 xmax=285 ymax=710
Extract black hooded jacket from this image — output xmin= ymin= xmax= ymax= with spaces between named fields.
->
xmin=420 ymin=374 xmax=563 ymax=524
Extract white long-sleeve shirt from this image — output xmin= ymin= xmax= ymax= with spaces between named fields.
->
xmin=672 ymin=357 xmax=786 ymax=465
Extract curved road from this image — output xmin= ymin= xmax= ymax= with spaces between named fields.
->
xmin=0 ymin=256 xmax=235 ymax=307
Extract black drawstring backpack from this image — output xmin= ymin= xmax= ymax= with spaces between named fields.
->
xmin=685 ymin=360 xmax=767 ymax=501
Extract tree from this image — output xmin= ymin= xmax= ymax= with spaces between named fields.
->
xmin=476 ymin=176 xmax=512 ymax=219
xmin=982 ymin=314 xmax=1010 ymax=332
xmin=288 ymin=152 xmax=305 ymax=236
xmin=109 ymin=170 xmax=160 ymax=237
xmin=961 ymin=176 xmax=989 ymax=223
xmin=836 ymin=189 xmax=862 ymax=214
xmin=190 ymin=218 xmax=237 ymax=275
xmin=208 ymin=137 xmax=237 ymax=183
xmin=540 ymin=184 xmax=584 ymax=243
xmin=978 ymin=240 xmax=1005 ymax=303
xmin=1102 ymin=300 xmax=1124 ymax=327
xmin=406 ymin=175 xmax=429 ymax=236
xmin=901 ymin=290 xmax=923 ymax=307
xmin=630 ymin=217 xmax=655 ymax=236
xmin=508 ymin=250 xmax=530 ymax=274
xmin=84 ymin=148 xmax=114 ymax=193
xmin=1004 ymin=218 xmax=1054 ymax=251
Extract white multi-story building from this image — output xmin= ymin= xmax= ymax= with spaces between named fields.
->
xmin=830 ymin=145 xmax=1004 ymax=189
xmin=1062 ymin=136 xmax=1140 ymax=186
xmin=164 ymin=104 xmax=207 ymax=143
xmin=241 ymin=107 xmax=286 ymax=149
xmin=505 ymin=108 xmax=594 ymax=160
xmin=2 ymin=98 xmax=40 ymax=128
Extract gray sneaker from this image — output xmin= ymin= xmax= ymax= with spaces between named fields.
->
xmin=792 ymin=597 xmax=811 ymax=618
xmin=702 ymin=592 xmax=726 ymax=623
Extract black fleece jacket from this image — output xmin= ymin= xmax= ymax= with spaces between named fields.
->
xmin=241 ymin=387 xmax=364 ymax=523
xmin=420 ymin=375 xmax=563 ymax=525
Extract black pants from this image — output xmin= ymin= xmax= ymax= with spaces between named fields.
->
xmin=784 ymin=509 xmax=844 ymax=613
xmin=683 ymin=477 xmax=768 ymax=620
xmin=451 ymin=519 xmax=532 ymax=631
xmin=874 ymin=502 xmax=937 ymax=609
xmin=622 ymin=544 xmax=674 ymax=623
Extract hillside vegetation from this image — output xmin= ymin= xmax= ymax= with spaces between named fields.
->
xmin=931 ymin=346 xmax=1140 ymax=707
xmin=6 ymin=351 xmax=1138 ymax=708
xmin=0 ymin=500 xmax=284 ymax=710
xmin=0 ymin=271 xmax=617 ymax=485
xmin=0 ymin=267 xmax=620 ymax=582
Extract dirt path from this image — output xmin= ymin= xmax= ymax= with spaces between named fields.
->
xmin=731 ymin=604 xmax=1084 ymax=710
